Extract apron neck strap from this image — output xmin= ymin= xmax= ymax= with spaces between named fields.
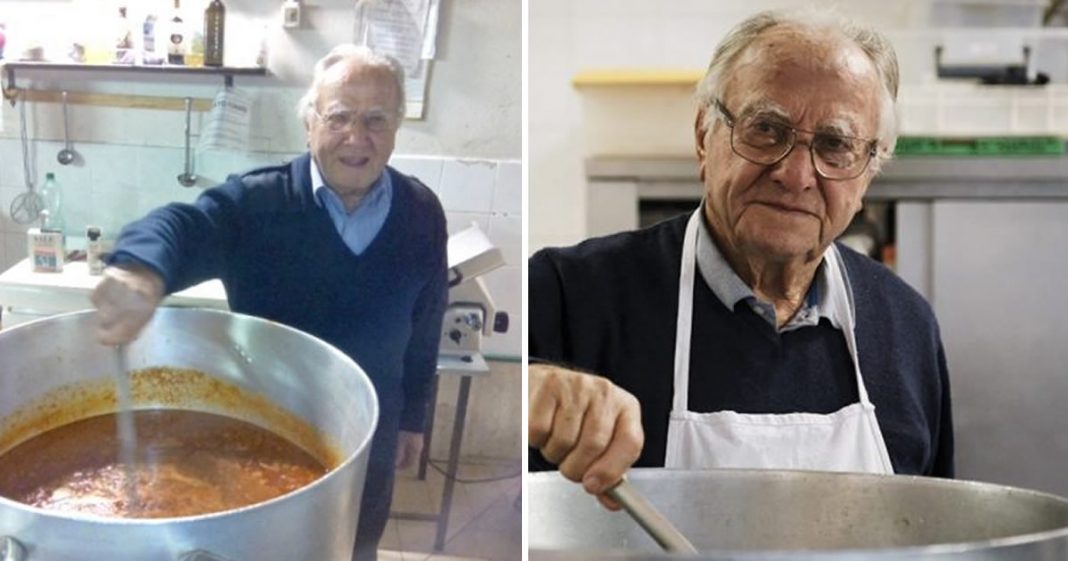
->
xmin=672 ymin=208 xmax=702 ymax=412
xmin=823 ymin=244 xmax=873 ymax=406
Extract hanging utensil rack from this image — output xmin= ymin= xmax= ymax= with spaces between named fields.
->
xmin=1 ymin=62 xmax=268 ymax=110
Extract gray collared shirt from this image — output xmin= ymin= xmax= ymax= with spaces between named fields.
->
xmin=695 ymin=214 xmax=832 ymax=332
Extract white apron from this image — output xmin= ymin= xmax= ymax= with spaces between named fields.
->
xmin=663 ymin=208 xmax=894 ymax=474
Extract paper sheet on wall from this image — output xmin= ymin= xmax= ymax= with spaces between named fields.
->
xmin=354 ymin=0 xmax=441 ymax=120
xmin=197 ymin=88 xmax=253 ymax=153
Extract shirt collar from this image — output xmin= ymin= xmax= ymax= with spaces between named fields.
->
xmin=694 ymin=212 xmax=829 ymax=330
xmin=309 ymin=158 xmax=390 ymax=213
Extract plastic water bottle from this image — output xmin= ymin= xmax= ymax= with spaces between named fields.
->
xmin=39 ymin=172 xmax=64 ymax=234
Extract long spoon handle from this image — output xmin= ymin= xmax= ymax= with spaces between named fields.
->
xmin=114 ymin=345 xmax=139 ymax=509
xmin=605 ymin=477 xmax=698 ymax=553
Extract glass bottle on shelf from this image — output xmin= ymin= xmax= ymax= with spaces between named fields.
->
xmin=188 ymin=30 xmax=205 ymax=67
xmin=204 ymin=0 xmax=225 ymax=67
xmin=114 ymin=5 xmax=134 ymax=64
xmin=166 ymin=0 xmax=187 ymax=65
xmin=142 ymin=0 xmax=163 ymax=65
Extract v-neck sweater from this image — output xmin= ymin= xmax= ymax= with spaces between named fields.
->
xmin=109 ymin=153 xmax=448 ymax=439
xmin=529 ymin=213 xmax=953 ymax=477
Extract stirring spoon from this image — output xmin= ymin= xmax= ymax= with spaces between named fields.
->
xmin=113 ymin=345 xmax=139 ymax=512
xmin=605 ymin=477 xmax=698 ymax=553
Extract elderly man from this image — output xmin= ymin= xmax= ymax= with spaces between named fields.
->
xmin=91 ymin=45 xmax=447 ymax=560
xmin=529 ymin=10 xmax=953 ymax=508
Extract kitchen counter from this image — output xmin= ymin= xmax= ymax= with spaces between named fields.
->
xmin=0 ymin=259 xmax=227 ymax=328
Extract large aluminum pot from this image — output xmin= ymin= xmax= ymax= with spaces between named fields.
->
xmin=0 ymin=308 xmax=379 ymax=561
xmin=530 ymin=469 xmax=1068 ymax=560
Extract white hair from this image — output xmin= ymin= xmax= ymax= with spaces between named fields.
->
xmin=296 ymin=44 xmax=406 ymax=126
xmin=695 ymin=9 xmax=900 ymax=173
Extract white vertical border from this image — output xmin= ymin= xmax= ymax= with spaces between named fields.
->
xmin=520 ymin=0 xmax=530 ymax=558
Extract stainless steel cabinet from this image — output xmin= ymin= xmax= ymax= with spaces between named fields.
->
xmin=896 ymin=199 xmax=1068 ymax=496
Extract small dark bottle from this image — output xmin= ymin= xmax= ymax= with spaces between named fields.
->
xmin=204 ymin=0 xmax=225 ymax=67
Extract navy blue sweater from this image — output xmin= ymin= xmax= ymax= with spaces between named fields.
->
xmin=110 ymin=154 xmax=448 ymax=441
xmin=530 ymin=214 xmax=953 ymax=477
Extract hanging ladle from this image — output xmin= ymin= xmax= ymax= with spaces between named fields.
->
xmin=605 ymin=477 xmax=698 ymax=554
xmin=56 ymin=91 xmax=76 ymax=165
xmin=177 ymin=97 xmax=198 ymax=187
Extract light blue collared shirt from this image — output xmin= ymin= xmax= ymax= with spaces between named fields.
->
xmin=310 ymin=159 xmax=393 ymax=256
xmin=695 ymin=214 xmax=830 ymax=332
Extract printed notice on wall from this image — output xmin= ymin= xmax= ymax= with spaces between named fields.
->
xmin=354 ymin=0 xmax=442 ymax=119
xmin=198 ymin=88 xmax=253 ymax=153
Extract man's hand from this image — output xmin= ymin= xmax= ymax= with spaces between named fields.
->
xmin=90 ymin=265 xmax=165 ymax=346
xmin=528 ymin=363 xmax=644 ymax=510
xmin=395 ymin=430 xmax=424 ymax=470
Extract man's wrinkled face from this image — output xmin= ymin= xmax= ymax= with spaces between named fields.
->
xmin=306 ymin=62 xmax=400 ymax=202
xmin=696 ymin=26 xmax=884 ymax=264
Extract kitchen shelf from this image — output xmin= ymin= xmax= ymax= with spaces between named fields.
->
xmin=1 ymin=61 xmax=268 ymax=110
xmin=572 ymin=69 xmax=703 ymax=87
xmin=3 ymin=61 xmax=266 ymax=87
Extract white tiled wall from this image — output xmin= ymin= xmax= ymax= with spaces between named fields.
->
xmin=438 ymin=160 xmax=498 ymax=214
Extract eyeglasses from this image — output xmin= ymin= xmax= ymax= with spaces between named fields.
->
xmin=712 ymin=100 xmax=878 ymax=181
xmin=313 ymin=107 xmax=398 ymax=134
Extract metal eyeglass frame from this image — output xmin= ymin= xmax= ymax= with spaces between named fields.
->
xmin=312 ymin=107 xmax=398 ymax=135
xmin=712 ymin=99 xmax=878 ymax=181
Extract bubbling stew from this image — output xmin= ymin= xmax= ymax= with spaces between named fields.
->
xmin=0 ymin=409 xmax=328 ymax=518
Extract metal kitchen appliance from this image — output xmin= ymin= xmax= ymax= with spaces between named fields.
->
xmin=439 ymin=223 xmax=509 ymax=364
xmin=398 ymin=223 xmax=510 ymax=551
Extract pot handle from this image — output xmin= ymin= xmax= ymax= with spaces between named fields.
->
xmin=178 ymin=551 xmax=231 ymax=561
xmin=0 ymin=536 xmax=25 ymax=561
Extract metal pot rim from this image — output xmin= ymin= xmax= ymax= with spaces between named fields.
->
xmin=530 ymin=467 xmax=1068 ymax=556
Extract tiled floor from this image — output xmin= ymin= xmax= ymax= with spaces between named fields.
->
xmin=382 ymin=457 xmax=522 ymax=561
